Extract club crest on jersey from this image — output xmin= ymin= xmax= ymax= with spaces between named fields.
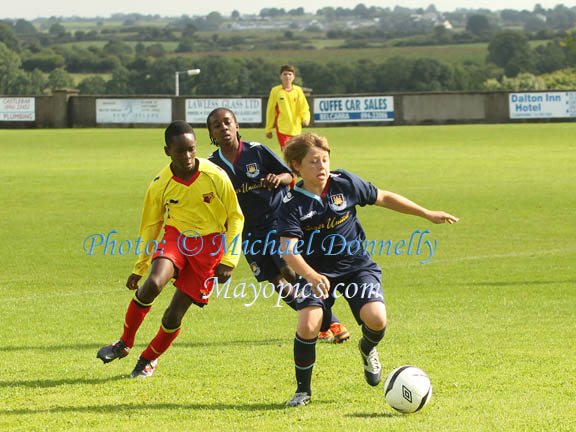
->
xmin=250 ymin=262 xmax=261 ymax=276
xmin=329 ymin=193 xmax=347 ymax=211
xmin=203 ymin=192 xmax=214 ymax=203
xmin=246 ymin=163 xmax=260 ymax=178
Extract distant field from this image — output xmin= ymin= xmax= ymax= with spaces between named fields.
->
xmin=172 ymin=43 xmax=490 ymax=64
xmin=51 ymin=28 xmax=551 ymax=67
xmin=59 ymin=20 xmax=172 ymax=32
xmin=69 ymin=73 xmax=112 ymax=85
xmin=59 ymin=41 xmax=179 ymax=51
xmin=0 ymin=124 xmax=574 ymax=431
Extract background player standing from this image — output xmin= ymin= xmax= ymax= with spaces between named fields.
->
xmin=206 ymin=108 xmax=350 ymax=343
xmin=278 ymin=133 xmax=459 ymax=406
xmin=265 ymin=65 xmax=311 ymax=152
xmin=97 ymin=120 xmax=244 ymax=378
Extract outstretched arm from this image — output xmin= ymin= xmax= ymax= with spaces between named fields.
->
xmin=374 ymin=189 xmax=459 ymax=224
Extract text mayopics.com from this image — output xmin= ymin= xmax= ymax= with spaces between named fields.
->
xmin=200 ymin=278 xmax=384 ymax=308
xmin=83 ymin=229 xmax=438 ymax=264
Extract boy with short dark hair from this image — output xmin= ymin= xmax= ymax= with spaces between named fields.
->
xmin=97 ymin=120 xmax=244 ymax=378
xmin=265 ymin=65 xmax=311 ymax=151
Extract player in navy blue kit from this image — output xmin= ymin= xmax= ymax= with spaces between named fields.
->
xmin=279 ymin=132 xmax=459 ymax=407
xmin=206 ymin=108 xmax=349 ymax=341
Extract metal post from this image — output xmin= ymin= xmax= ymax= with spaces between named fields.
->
xmin=175 ymin=69 xmax=200 ymax=96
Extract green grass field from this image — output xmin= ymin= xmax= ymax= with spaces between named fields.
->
xmin=170 ymin=42 xmax=490 ymax=65
xmin=1 ymin=124 xmax=575 ymax=431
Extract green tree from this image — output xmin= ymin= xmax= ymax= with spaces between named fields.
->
xmin=487 ymin=31 xmax=533 ymax=76
xmin=103 ymin=39 xmax=133 ymax=56
xmin=482 ymin=73 xmax=546 ymax=90
xmin=14 ymin=19 xmax=37 ymax=35
xmin=534 ymin=41 xmax=568 ymax=73
xmin=48 ymin=23 xmax=67 ymax=38
xmin=372 ymin=57 xmax=415 ymax=91
xmin=135 ymin=43 xmax=146 ymax=57
xmin=145 ymin=44 xmax=166 ymax=58
xmin=78 ymin=76 xmax=107 ymax=94
xmin=541 ymin=68 xmax=576 ymax=89
xmin=548 ymin=5 xmax=576 ymax=30
xmin=10 ymin=69 xmax=47 ymax=95
xmin=410 ymin=57 xmax=454 ymax=91
xmin=47 ymin=67 xmax=74 ymax=89
xmin=176 ymin=38 xmax=195 ymax=53
xmin=0 ymin=22 xmax=21 ymax=52
xmin=524 ymin=16 xmax=547 ymax=33
xmin=288 ymin=7 xmax=305 ymax=16
xmin=0 ymin=42 xmax=23 ymax=93
xmin=206 ymin=11 xmax=224 ymax=27
xmin=466 ymin=15 xmax=491 ymax=35
xmin=432 ymin=25 xmax=452 ymax=44
xmin=105 ymin=66 xmax=135 ymax=94
xmin=21 ymin=49 xmax=66 ymax=72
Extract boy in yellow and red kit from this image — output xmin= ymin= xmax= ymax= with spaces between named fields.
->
xmin=265 ymin=64 xmax=311 ymax=152
xmin=97 ymin=120 xmax=244 ymax=378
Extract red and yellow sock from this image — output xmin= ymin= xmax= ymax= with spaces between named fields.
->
xmin=120 ymin=293 xmax=153 ymax=348
xmin=140 ymin=325 xmax=181 ymax=361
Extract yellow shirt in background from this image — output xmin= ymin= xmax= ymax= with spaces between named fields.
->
xmin=265 ymin=84 xmax=311 ymax=136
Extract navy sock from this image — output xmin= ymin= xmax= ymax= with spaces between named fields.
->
xmin=294 ymin=333 xmax=317 ymax=395
xmin=360 ymin=324 xmax=386 ymax=355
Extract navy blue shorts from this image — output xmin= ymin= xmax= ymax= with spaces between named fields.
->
xmin=293 ymin=264 xmax=384 ymax=331
xmin=244 ymin=230 xmax=287 ymax=282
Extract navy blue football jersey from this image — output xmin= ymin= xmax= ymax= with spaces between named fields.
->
xmin=209 ymin=141 xmax=292 ymax=235
xmin=277 ymin=169 xmax=379 ymax=278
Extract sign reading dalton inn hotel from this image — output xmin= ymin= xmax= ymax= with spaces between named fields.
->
xmin=509 ymin=92 xmax=576 ymax=119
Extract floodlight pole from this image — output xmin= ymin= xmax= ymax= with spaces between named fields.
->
xmin=175 ymin=69 xmax=201 ymax=96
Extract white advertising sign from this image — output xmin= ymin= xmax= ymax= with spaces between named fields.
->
xmin=313 ymin=96 xmax=394 ymax=123
xmin=186 ymin=98 xmax=261 ymax=123
xmin=96 ymin=99 xmax=172 ymax=123
xmin=0 ymin=98 xmax=35 ymax=121
xmin=509 ymin=92 xmax=576 ymax=119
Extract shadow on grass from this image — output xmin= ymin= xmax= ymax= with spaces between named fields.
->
xmin=347 ymin=412 xmax=399 ymax=418
xmin=0 ymin=402 xmax=286 ymax=415
xmin=465 ymin=280 xmax=576 ymax=287
xmin=0 ymin=375 xmax=125 ymax=389
xmin=0 ymin=338 xmax=285 ymax=353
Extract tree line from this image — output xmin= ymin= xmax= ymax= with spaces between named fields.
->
xmin=1 ymin=6 xmax=576 ymax=96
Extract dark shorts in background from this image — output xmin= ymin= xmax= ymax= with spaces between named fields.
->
xmin=244 ymin=230 xmax=287 ymax=282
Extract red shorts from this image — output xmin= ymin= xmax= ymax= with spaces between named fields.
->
xmin=152 ymin=226 xmax=224 ymax=305
xmin=276 ymin=131 xmax=295 ymax=151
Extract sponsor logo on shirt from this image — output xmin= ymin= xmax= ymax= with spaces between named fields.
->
xmin=283 ymin=191 xmax=294 ymax=203
xmin=299 ymin=211 xmax=317 ymax=221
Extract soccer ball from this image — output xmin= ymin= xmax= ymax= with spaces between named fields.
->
xmin=384 ymin=366 xmax=432 ymax=413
